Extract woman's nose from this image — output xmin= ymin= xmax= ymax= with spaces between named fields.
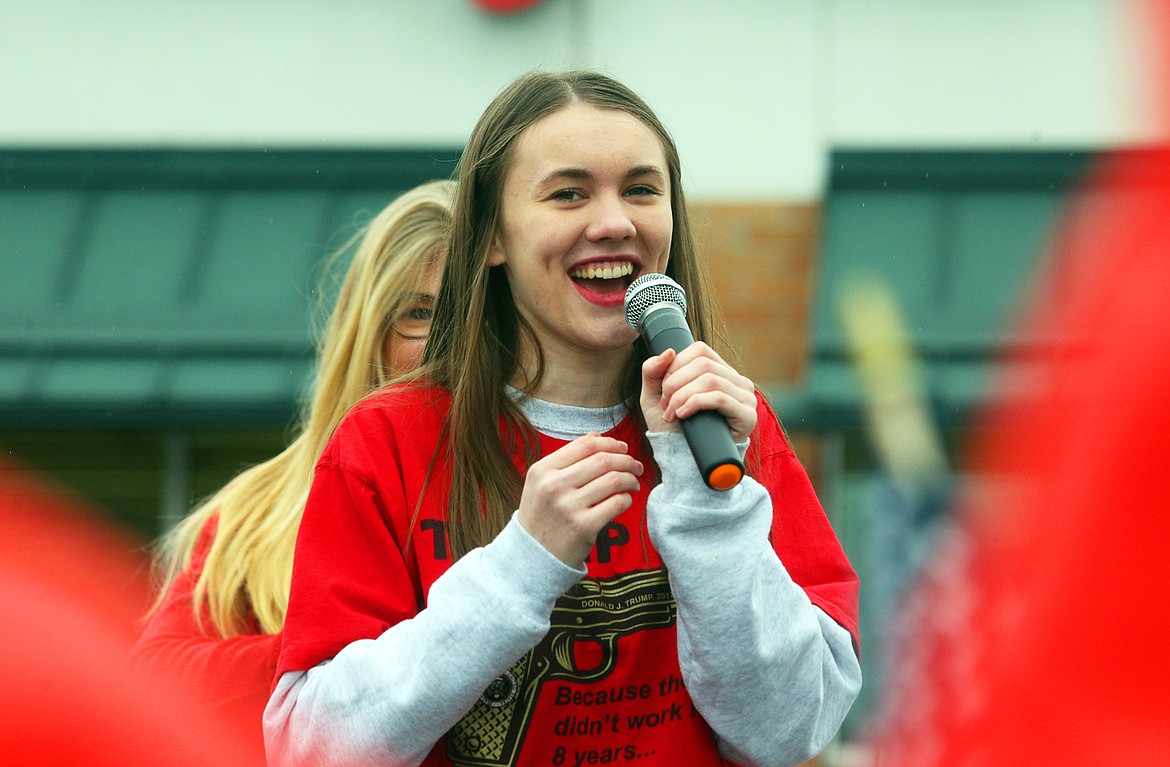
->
xmin=584 ymin=193 xmax=636 ymax=242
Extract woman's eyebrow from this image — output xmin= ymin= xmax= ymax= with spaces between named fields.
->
xmin=536 ymin=165 xmax=666 ymax=188
xmin=626 ymin=165 xmax=666 ymax=181
xmin=537 ymin=167 xmax=592 ymax=187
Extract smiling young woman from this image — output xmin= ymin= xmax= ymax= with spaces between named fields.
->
xmin=265 ymin=70 xmax=860 ymax=767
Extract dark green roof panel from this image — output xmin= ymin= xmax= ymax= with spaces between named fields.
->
xmin=784 ymin=150 xmax=1096 ymax=428
xmin=0 ymin=149 xmax=460 ymax=428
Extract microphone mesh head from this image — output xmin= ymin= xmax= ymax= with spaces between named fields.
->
xmin=624 ymin=273 xmax=687 ymax=331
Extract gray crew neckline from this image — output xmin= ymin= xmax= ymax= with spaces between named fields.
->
xmin=505 ymin=385 xmax=630 ymax=441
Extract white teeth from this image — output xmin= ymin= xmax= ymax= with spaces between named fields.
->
xmin=570 ymin=262 xmax=634 ymax=280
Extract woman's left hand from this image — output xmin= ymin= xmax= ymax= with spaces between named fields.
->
xmin=640 ymin=342 xmax=757 ymax=443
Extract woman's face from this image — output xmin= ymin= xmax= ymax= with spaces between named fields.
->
xmin=381 ymin=255 xmax=444 ymax=377
xmin=488 ymin=102 xmax=673 ymax=366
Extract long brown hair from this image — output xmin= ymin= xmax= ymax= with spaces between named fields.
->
xmin=412 ymin=70 xmax=727 ymax=560
xmin=153 ymin=179 xmax=455 ymax=636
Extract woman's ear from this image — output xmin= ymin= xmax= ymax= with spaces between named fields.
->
xmin=487 ymin=232 xmax=506 ymax=267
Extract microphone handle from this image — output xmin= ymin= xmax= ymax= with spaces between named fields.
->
xmin=642 ymin=312 xmax=745 ymax=490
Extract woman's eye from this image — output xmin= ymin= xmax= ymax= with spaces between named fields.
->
xmin=551 ymin=189 xmax=584 ymax=202
xmin=390 ymin=302 xmax=435 ymax=339
xmin=626 ymin=184 xmax=659 ymax=197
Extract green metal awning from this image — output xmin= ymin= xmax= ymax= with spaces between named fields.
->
xmin=774 ymin=150 xmax=1096 ymax=429
xmin=2 ymin=148 xmax=1097 ymax=432
xmin=1 ymin=149 xmax=460 ymax=429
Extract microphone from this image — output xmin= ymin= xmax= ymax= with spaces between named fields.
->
xmin=624 ymin=273 xmax=744 ymax=491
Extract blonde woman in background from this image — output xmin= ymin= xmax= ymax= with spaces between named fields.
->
xmin=131 ymin=179 xmax=455 ymax=752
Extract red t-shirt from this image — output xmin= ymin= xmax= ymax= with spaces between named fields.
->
xmin=131 ymin=515 xmax=280 ymax=759
xmin=279 ymin=384 xmax=858 ymax=765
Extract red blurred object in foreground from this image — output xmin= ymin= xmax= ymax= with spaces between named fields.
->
xmin=871 ymin=148 xmax=1170 ymax=765
xmin=0 ymin=456 xmax=152 ymax=635
xmin=472 ymin=0 xmax=544 ymax=15
xmin=0 ymin=457 xmax=264 ymax=766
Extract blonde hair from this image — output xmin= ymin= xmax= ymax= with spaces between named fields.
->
xmin=152 ymin=179 xmax=456 ymax=637
xmin=413 ymin=70 xmax=727 ymax=560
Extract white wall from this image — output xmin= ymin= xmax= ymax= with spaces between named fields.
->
xmin=0 ymin=0 xmax=1160 ymax=201
xmin=825 ymin=0 xmax=1158 ymax=148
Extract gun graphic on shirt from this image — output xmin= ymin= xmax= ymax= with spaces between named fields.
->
xmin=446 ymin=568 xmax=677 ymax=766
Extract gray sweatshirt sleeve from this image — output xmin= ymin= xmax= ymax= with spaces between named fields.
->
xmin=263 ymin=515 xmax=584 ymax=767
xmin=645 ymin=431 xmax=862 ymax=767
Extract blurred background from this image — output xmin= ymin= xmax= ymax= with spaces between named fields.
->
xmin=1 ymin=0 xmax=1164 ymax=761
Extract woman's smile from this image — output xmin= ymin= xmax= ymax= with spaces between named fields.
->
xmin=568 ymin=258 xmax=639 ymax=306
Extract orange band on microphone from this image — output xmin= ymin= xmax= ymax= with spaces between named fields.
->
xmin=707 ymin=463 xmax=744 ymax=491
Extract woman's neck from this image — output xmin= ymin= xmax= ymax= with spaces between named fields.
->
xmin=513 ymin=342 xmax=630 ymax=408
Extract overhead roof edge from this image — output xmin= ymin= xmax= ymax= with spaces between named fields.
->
xmin=0 ymin=147 xmax=463 ymax=191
